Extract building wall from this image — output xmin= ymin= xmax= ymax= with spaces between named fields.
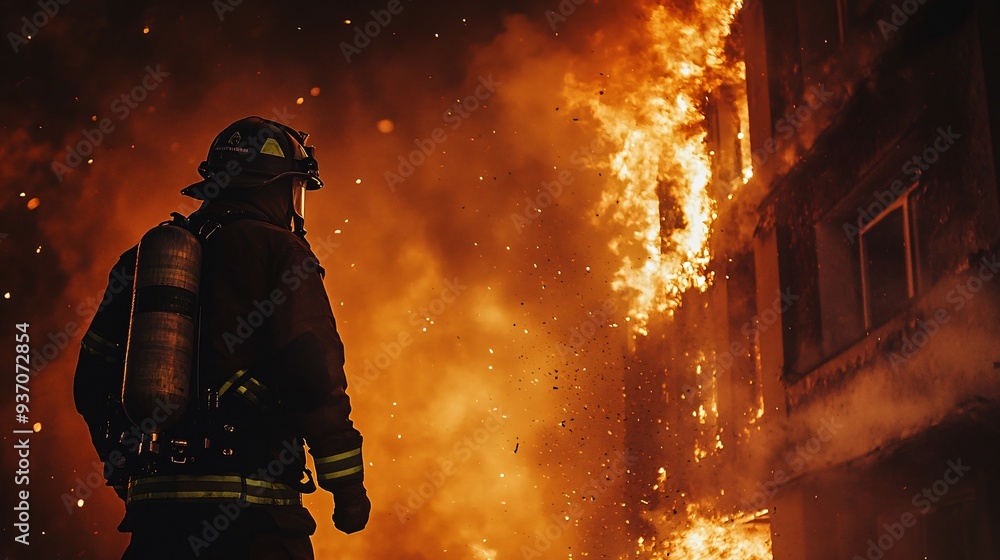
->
xmin=623 ymin=1 xmax=1000 ymax=554
xmin=738 ymin=0 xmax=1000 ymax=557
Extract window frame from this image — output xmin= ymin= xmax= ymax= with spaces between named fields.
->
xmin=857 ymin=181 xmax=920 ymax=330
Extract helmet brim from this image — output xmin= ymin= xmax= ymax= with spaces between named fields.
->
xmin=180 ymin=171 xmax=323 ymax=200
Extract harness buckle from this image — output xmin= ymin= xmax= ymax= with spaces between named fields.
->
xmin=169 ymin=439 xmax=190 ymax=464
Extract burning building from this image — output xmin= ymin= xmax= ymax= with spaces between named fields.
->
xmin=597 ymin=0 xmax=1000 ymax=557
xmin=3 ymin=0 xmax=999 ymax=558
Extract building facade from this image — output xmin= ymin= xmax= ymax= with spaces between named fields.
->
xmin=628 ymin=0 xmax=1000 ymax=557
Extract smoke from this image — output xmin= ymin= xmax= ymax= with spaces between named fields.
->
xmin=302 ymin=10 xmax=643 ymax=558
xmin=784 ymin=261 xmax=1000 ymax=469
xmin=0 ymin=1 xmax=663 ymax=558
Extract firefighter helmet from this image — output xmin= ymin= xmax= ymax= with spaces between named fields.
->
xmin=181 ymin=116 xmax=324 ymax=200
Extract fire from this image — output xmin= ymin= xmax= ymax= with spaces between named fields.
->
xmin=569 ymin=0 xmax=747 ymax=335
xmin=638 ymin=506 xmax=772 ymax=559
xmin=567 ymin=1 xmax=767 ymax=557
xmin=11 ymin=0 xmax=768 ymax=556
xmin=690 ymin=351 xmax=722 ymax=463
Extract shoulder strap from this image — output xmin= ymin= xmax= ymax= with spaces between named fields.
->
xmin=169 ymin=210 xmax=269 ymax=242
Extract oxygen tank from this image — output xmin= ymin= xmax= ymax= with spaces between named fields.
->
xmin=122 ymin=223 xmax=201 ymax=432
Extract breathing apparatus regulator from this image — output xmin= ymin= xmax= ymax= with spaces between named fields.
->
xmin=119 ymin=117 xmax=325 ymax=474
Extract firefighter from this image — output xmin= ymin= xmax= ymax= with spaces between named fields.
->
xmin=73 ymin=116 xmax=370 ymax=559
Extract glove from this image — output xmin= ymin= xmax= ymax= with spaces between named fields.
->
xmin=332 ymin=483 xmax=371 ymax=534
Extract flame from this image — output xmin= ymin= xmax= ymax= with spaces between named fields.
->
xmin=471 ymin=542 xmax=498 ymax=559
xmin=10 ymin=0 xmax=763 ymax=556
xmin=639 ymin=506 xmax=772 ymax=559
xmin=691 ymin=351 xmax=723 ymax=464
xmin=567 ymin=2 xmax=767 ymax=557
xmin=569 ymin=0 xmax=746 ymax=335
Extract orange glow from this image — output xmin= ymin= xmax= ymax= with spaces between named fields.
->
xmin=639 ymin=506 xmax=772 ymax=559
xmin=569 ymin=0 xmax=747 ymax=335
xmin=567 ymin=1 xmax=767 ymax=557
xmin=12 ymin=1 xmax=763 ymax=557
